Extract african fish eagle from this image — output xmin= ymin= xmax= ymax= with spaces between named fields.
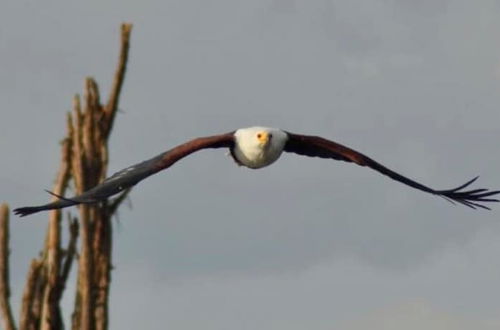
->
xmin=14 ymin=126 xmax=500 ymax=216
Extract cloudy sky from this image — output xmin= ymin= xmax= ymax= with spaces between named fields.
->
xmin=2 ymin=0 xmax=500 ymax=329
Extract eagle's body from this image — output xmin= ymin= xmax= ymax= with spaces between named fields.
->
xmin=14 ymin=126 xmax=500 ymax=217
xmin=232 ymin=127 xmax=288 ymax=169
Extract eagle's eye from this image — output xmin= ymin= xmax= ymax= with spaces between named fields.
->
xmin=269 ymin=133 xmax=273 ymax=139
xmin=257 ymin=133 xmax=262 ymax=139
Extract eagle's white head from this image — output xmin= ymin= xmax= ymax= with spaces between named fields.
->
xmin=233 ymin=126 xmax=288 ymax=169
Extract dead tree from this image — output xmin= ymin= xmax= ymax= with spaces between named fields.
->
xmin=0 ymin=23 xmax=133 ymax=330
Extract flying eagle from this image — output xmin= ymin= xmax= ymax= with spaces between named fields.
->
xmin=14 ymin=126 xmax=500 ymax=216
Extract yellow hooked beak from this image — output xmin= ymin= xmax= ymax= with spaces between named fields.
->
xmin=257 ymin=131 xmax=271 ymax=146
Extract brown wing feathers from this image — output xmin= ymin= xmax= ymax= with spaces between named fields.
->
xmin=14 ymin=133 xmax=234 ymax=217
xmin=152 ymin=133 xmax=235 ymax=172
xmin=284 ymin=133 xmax=500 ymax=210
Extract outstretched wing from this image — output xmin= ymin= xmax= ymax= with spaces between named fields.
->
xmin=284 ymin=132 xmax=500 ymax=209
xmin=14 ymin=132 xmax=235 ymax=217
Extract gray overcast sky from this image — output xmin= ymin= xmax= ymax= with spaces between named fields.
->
xmin=2 ymin=0 xmax=500 ymax=329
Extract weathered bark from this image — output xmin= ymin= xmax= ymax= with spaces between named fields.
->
xmin=2 ymin=23 xmax=133 ymax=330
xmin=40 ymin=121 xmax=73 ymax=330
xmin=19 ymin=260 xmax=43 ymax=330
xmin=71 ymin=23 xmax=133 ymax=330
xmin=0 ymin=204 xmax=16 ymax=330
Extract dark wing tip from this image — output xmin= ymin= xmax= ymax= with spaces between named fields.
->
xmin=14 ymin=190 xmax=83 ymax=218
xmin=437 ymin=176 xmax=500 ymax=210
xmin=13 ymin=206 xmax=45 ymax=217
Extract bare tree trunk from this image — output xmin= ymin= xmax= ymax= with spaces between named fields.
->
xmin=19 ymin=260 xmax=43 ymax=330
xmin=0 ymin=23 xmax=134 ymax=330
xmin=0 ymin=204 xmax=16 ymax=330
xmin=40 ymin=123 xmax=72 ymax=330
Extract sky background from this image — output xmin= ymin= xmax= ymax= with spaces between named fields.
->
xmin=2 ymin=0 xmax=500 ymax=329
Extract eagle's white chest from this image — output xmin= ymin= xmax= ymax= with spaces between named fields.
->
xmin=233 ymin=127 xmax=288 ymax=169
